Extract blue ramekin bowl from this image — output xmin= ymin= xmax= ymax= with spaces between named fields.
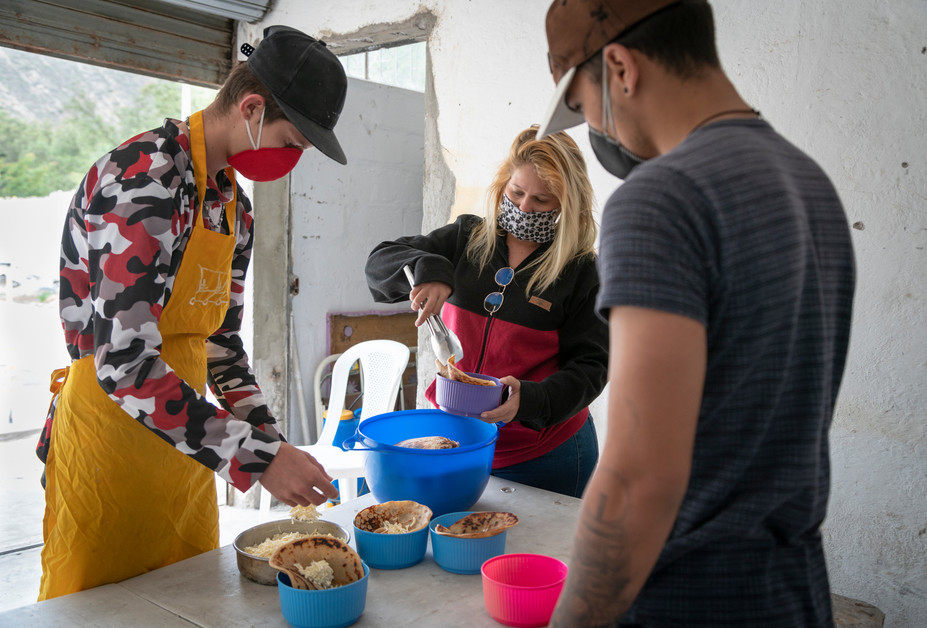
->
xmin=277 ymin=562 xmax=370 ymax=628
xmin=429 ymin=511 xmax=508 ymax=575
xmin=352 ymin=522 xmax=429 ymax=570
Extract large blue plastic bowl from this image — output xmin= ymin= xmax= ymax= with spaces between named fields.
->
xmin=277 ymin=563 xmax=369 ymax=628
xmin=342 ymin=410 xmax=499 ymax=516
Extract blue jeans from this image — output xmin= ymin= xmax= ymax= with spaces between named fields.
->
xmin=491 ymin=416 xmax=599 ymax=498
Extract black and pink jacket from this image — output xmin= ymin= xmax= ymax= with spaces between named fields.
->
xmin=366 ymin=215 xmax=608 ymax=469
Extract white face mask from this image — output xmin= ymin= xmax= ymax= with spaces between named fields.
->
xmin=497 ymin=194 xmax=560 ymax=243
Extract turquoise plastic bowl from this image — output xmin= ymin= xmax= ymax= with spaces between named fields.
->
xmin=277 ymin=563 xmax=369 ymax=628
xmin=341 ymin=409 xmax=499 ymax=516
xmin=352 ymin=522 xmax=429 ymax=570
xmin=429 ymin=511 xmax=508 ymax=575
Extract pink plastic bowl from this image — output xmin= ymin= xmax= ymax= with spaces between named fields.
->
xmin=481 ymin=553 xmax=568 ymax=627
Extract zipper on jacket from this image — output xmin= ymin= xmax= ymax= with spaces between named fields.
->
xmin=475 ymin=315 xmax=494 ymax=373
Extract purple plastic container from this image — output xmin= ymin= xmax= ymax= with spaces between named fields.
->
xmin=436 ymin=373 xmax=504 ymax=418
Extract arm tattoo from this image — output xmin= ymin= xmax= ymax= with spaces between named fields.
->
xmin=551 ymin=468 xmax=636 ymax=627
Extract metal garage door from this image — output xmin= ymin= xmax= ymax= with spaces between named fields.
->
xmin=0 ymin=0 xmax=270 ymax=87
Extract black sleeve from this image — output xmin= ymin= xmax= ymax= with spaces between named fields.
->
xmin=515 ymin=258 xmax=609 ymax=430
xmin=365 ymin=215 xmax=482 ymax=302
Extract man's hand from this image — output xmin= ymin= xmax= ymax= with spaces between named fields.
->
xmin=479 ymin=376 xmax=520 ymax=424
xmin=259 ymin=443 xmax=339 ymax=506
xmin=409 ymin=281 xmax=452 ymax=327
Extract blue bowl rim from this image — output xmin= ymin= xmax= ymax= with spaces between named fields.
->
xmin=429 ymin=511 xmax=509 ymax=545
xmin=352 ymin=521 xmax=431 ymax=537
xmin=429 ymin=510 xmax=481 ymax=534
xmin=352 ymin=409 xmax=499 ymax=454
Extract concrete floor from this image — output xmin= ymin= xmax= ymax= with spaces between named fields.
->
xmin=0 ymin=429 xmax=266 ymax=614
xmin=0 ymin=425 xmax=47 ymax=614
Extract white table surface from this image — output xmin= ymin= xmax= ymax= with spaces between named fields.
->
xmin=0 ymin=476 xmax=581 ymax=627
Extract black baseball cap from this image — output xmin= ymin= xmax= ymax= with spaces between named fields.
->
xmin=243 ymin=25 xmax=348 ymax=164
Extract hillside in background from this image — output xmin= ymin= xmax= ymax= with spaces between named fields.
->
xmin=0 ymin=46 xmax=155 ymax=123
xmin=0 ymin=45 xmax=216 ymax=198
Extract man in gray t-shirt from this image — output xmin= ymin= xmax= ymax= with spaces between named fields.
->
xmin=537 ymin=2 xmax=855 ymax=626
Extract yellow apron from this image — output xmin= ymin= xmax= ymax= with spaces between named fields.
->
xmin=40 ymin=111 xmax=237 ymax=600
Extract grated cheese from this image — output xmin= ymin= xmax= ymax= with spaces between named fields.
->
xmin=295 ymin=560 xmax=335 ymax=589
xmin=244 ymin=532 xmax=313 ymax=558
xmin=289 ymin=505 xmax=321 ymax=523
xmin=378 ymin=520 xmax=410 ymax=534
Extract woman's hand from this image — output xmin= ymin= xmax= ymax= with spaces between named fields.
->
xmin=410 ymin=281 xmax=452 ymax=326
xmin=260 ymin=443 xmax=340 ymax=506
xmin=479 ymin=376 xmax=520 ymax=425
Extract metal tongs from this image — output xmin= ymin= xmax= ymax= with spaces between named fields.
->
xmin=403 ymin=265 xmax=464 ymax=364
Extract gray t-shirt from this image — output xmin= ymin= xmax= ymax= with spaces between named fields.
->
xmin=597 ymin=118 xmax=855 ymax=626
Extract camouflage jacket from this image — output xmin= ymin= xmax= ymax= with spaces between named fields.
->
xmin=45 ymin=118 xmax=283 ymax=492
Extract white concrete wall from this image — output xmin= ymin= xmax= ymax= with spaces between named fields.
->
xmin=286 ymin=77 xmax=424 ymax=444
xmin=248 ymin=2 xmax=926 ymax=624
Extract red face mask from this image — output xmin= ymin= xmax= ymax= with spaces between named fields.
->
xmin=227 ymin=108 xmax=303 ymax=182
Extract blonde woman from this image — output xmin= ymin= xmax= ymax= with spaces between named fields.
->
xmin=365 ymin=126 xmax=607 ymax=497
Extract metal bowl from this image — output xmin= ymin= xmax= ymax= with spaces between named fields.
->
xmin=233 ymin=518 xmax=351 ymax=586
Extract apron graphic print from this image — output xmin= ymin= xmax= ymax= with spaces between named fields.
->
xmin=190 ymin=264 xmax=231 ymax=306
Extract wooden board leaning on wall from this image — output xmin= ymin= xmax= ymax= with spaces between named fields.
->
xmin=328 ymin=312 xmax=419 ymax=412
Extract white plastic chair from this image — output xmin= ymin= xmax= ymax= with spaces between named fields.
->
xmin=260 ymin=339 xmax=410 ymax=518
xmin=310 ymin=345 xmax=418 ymax=434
